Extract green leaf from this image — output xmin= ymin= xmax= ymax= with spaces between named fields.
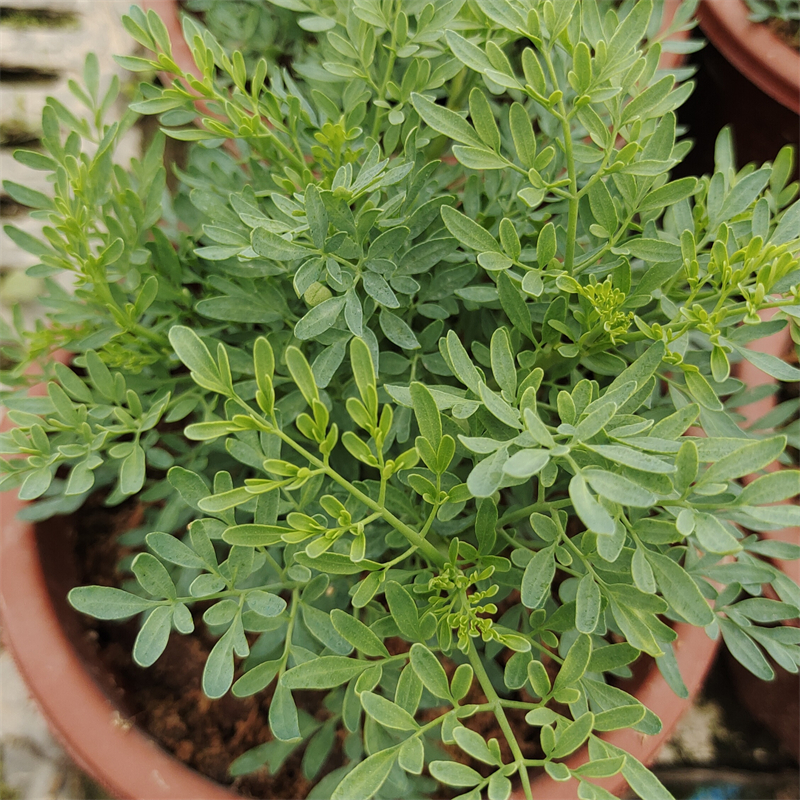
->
xmin=573 ymin=756 xmax=626 ymax=779
xmin=295 ymin=296 xmax=345 ymax=340
xmin=552 ymin=711 xmax=594 ymax=758
xmin=360 ymin=692 xmax=418 ymax=731
xmin=537 ymin=223 xmax=557 ymax=268
xmin=445 ymin=30 xmax=493 ymax=71
xmin=380 ymin=309 xmax=420 ymax=350
xmin=429 ymin=761 xmax=482 ymax=787
xmin=168 ymin=467 xmax=210 ymax=511
xmin=399 ymin=737 xmax=424 ymax=774
xmin=451 ymin=664 xmax=474 ymax=701
xmin=385 ymin=581 xmax=421 ymax=639
xmin=304 ymin=185 xmax=328 ymax=250
xmin=480 ymin=383 xmax=522 ymax=429
xmin=410 ymin=643 xmax=451 ymax=700
xmin=286 ymin=346 xmax=320 ymax=407
xmin=684 ymin=370 xmax=723 ymax=411
xmin=699 ymin=436 xmax=785 ymax=486
xmin=445 ymin=330 xmax=482 ymax=394
xmin=441 ymin=205 xmax=501 ymax=253
xmin=607 ymin=342 xmax=665 ymax=395
xmin=270 ymin=681 xmax=302 ymax=741
xmin=554 ymin=633 xmax=592 ymax=690
xmin=626 ymin=238 xmax=682 ymax=262
xmin=509 ymin=102 xmax=536 ymax=168
xmin=223 ymin=524 xmax=288 ymax=547
xmin=146 ymin=532 xmax=205 ymax=568
xmin=467 ymin=447 xmax=509 ymax=498
xmin=453 ymin=726 xmax=498 ymax=765
xmin=527 ymin=660 xmax=551 ymax=697
xmin=247 ymin=591 xmax=286 ymax=617
xmin=232 ymin=659 xmax=281 ymax=697
xmin=203 ymin=625 xmax=236 ymax=699
xmin=469 ymin=88 xmax=500 ymax=150
xmin=302 ymin=604 xmax=353 ymax=655
xmin=544 ymin=762 xmax=571 ymax=782
xmin=735 ymin=345 xmax=800 ymax=381
xmin=733 ymin=598 xmax=800 ymax=623
xmin=503 ymin=449 xmax=550 ymax=479
xmin=602 ymin=741 xmax=673 ymax=800
xmin=453 ymin=146 xmax=508 ymax=170
xmin=589 ymin=180 xmax=618 ymax=237
xmin=410 ymin=382 xmax=442 ymax=449
xmin=718 ymin=619 xmax=774 ymax=680
xmin=497 ymin=271 xmax=532 ymax=339
xmin=574 ymin=402 xmax=617 ymax=441
xmin=252 ymin=227 xmax=310 ymax=260
xmin=331 ymin=747 xmax=398 ymax=800
xmin=588 ymin=643 xmax=640 ymax=673
xmin=282 ymin=657 xmax=372 ymax=689
xmin=132 ymin=606 xmax=172 ymax=667
xmin=68 ymin=586 xmax=156 ymax=619
xmin=576 ymin=574 xmax=601 ymax=634
xmin=411 ymin=93 xmax=484 ymax=148
xmin=639 ymin=177 xmax=698 ymax=212
xmin=168 ymin=326 xmax=226 ymax=394
xmin=132 ymin=552 xmax=176 ymax=599
xmin=692 ymin=513 xmax=741 ymax=555
xmin=569 ymin=474 xmax=615 ymax=535
xmin=586 ymin=445 xmax=675 ymax=474
xmin=331 ymin=610 xmax=390 ymax=658
xmin=738 ymin=471 xmax=800 ymax=505
xmin=476 ymin=498 xmax=498 ymax=555
xmin=521 ymin=547 xmax=555 ymax=609
xmin=593 ymin=705 xmax=647 ymax=732
xmin=584 ymin=469 xmax=657 ymax=508
xmin=491 ymin=328 xmax=516 ymax=398
xmin=646 ymin=551 xmax=714 ymax=625
xmin=294 ymin=552 xmax=382 ymax=575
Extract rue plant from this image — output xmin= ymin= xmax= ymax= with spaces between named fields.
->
xmin=2 ymin=2 xmax=799 ymax=799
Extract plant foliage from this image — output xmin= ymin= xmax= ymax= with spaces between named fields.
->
xmin=2 ymin=1 xmax=799 ymax=799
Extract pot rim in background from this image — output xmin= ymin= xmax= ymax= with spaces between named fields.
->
xmin=697 ymin=0 xmax=800 ymax=114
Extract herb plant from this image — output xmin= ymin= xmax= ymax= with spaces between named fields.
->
xmin=2 ymin=1 xmax=800 ymax=799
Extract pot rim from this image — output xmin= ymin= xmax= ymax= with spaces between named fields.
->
xmin=697 ymin=0 xmax=800 ymax=114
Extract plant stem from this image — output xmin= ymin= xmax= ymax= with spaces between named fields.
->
xmin=541 ymin=48 xmax=578 ymax=275
xmin=274 ymin=427 xmax=447 ymax=568
xmin=466 ymin=635 xmax=534 ymax=800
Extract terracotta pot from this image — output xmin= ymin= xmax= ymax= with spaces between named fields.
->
xmin=697 ymin=0 xmax=800 ymax=115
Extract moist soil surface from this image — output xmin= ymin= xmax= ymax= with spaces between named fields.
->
xmin=50 ymin=495 xmax=551 ymax=799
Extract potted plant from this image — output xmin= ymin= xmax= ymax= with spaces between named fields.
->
xmin=2 ymin=2 xmax=799 ymax=799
